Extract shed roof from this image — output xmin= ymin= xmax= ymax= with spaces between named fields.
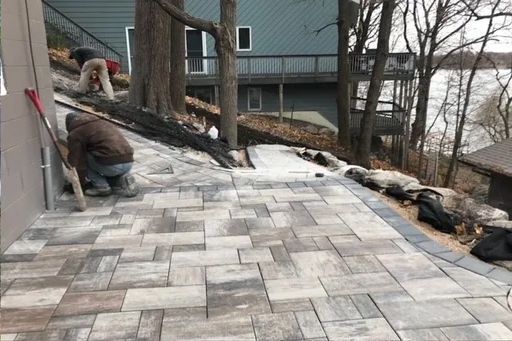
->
xmin=459 ymin=139 xmax=512 ymax=177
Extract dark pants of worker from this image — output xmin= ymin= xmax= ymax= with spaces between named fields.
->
xmin=87 ymin=154 xmax=133 ymax=189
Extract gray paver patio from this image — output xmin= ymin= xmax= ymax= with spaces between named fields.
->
xmin=2 ymin=105 xmax=512 ymax=340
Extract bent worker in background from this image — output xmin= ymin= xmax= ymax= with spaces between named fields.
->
xmin=69 ymin=47 xmax=115 ymax=100
xmin=65 ymin=112 xmax=139 ymax=197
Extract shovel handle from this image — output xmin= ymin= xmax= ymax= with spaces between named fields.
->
xmin=25 ymin=88 xmax=46 ymax=115
xmin=25 ymin=88 xmax=87 ymax=211
xmin=25 ymin=88 xmax=72 ymax=169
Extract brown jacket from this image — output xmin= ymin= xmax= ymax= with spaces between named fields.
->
xmin=67 ymin=114 xmax=134 ymax=183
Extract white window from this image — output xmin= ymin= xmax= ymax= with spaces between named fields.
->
xmin=125 ymin=27 xmax=134 ymax=74
xmin=237 ymin=26 xmax=252 ymax=51
xmin=247 ymin=87 xmax=262 ymax=111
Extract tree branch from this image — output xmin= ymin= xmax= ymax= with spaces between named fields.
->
xmin=476 ymin=12 xmax=512 ymax=20
xmin=313 ymin=21 xmax=338 ymax=35
xmin=152 ymin=0 xmax=217 ymax=36
xmin=401 ymin=0 xmax=414 ymax=54
xmin=460 ymin=0 xmax=512 ymax=20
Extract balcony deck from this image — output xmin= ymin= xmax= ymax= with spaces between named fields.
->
xmin=185 ymin=53 xmax=416 ymax=86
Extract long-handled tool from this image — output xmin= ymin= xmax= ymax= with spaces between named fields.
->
xmin=25 ymin=88 xmax=87 ymax=211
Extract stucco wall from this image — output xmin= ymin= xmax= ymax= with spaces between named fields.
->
xmin=1 ymin=0 xmax=63 ymax=251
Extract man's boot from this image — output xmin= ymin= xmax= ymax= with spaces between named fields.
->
xmin=113 ymin=174 xmax=139 ymax=198
xmin=85 ymin=187 xmax=112 ymax=197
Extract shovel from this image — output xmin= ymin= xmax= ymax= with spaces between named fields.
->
xmin=25 ymin=88 xmax=87 ymax=212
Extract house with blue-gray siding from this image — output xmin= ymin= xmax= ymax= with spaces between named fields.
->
xmin=45 ymin=0 xmax=414 ymax=133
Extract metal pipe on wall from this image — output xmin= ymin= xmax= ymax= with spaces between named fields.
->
xmin=26 ymin=0 xmax=56 ymax=211
xmin=41 ymin=146 xmax=55 ymax=210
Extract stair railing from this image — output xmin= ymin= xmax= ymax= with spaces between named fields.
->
xmin=42 ymin=0 xmax=122 ymax=62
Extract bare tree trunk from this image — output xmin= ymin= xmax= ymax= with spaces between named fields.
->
xmin=217 ymin=0 xmax=238 ymax=148
xmin=170 ymin=0 xmax=186 ymax=114
xmin=355 ymin=0 xmax=395 ymax=168
xmin=337 ymin=0 xmax=352 ymax=149
xmin=153 ymin=0 xmax=239 ymax=148
xmin=129 ymin=0 xmax=173 ymax=116
xmin=444 ymin=1 xmax=499 ymax=187
xmin=411 ymin=72 xmax=431 ymax=150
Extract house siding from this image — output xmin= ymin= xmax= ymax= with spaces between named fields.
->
xmin=46 ymin=0 xmax=338 ymax=72
xmin=238 ymin=83 xmax=336 ymax=121
xmin=186 ymin=0 xmax=338 ymax=57
xmin=1 ymin=0 xmax=63 ymax=251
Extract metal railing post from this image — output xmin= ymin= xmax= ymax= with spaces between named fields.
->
xmin=248 ymin=58 xmax=252 ymax=82
xmin=281 ymin=56 xmax=285 ymax=82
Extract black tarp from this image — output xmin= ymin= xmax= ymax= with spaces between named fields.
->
xmin=416 ymin=192 xmax=456 ymax=233
xmin=471 ymin=228 xmax=512 ymax=261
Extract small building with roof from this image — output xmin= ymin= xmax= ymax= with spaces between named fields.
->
xmin=460 ymin=139 xmax=512 ymax=216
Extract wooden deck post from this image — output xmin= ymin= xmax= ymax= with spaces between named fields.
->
xmin=402 ymin=78 xmax=414 ymax=170
xmin=281 ymin=56 xmax=285 ymax=83
xmin=279 ymin=83 xmax=284 ymax=123
xmin=398 ymin=80 xmax=404 ymax=109
xmin=392 ymin=80 xmax=398 ymax=111
xmin=214 ymin=85 xmax=220 ymax=106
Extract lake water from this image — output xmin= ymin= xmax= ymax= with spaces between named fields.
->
xmin=378 ymin=69 xmax=511 ymax=153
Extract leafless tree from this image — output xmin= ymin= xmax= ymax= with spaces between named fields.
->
xmin=310 ymin=0 xmax=379 ymax=150
xmin=129 ymin=0 xmax=173 ymax=116
xmin=461 ymin=0 xmax=512 ymax=20
xmin=401 ymin=0 xmax=480 ymax=150
xmin=472 ymin=57 xmax=512 ymax=142
xmin=444 ymin=0 xmax=502 ymax=187
xmin=153 ymin=0 xmax=239 ymax=148
xmin=417 ymin=70 xmax=454 ymax=179
xmin=352 ymin=0 xmax=380 ymax=55
xmin=355 ymin=0 xmax=396 ymax=168
xmin=350 ymin=0 xmax=381 ymax=99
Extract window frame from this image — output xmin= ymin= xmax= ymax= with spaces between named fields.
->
xmin=236 ymin=26 xmax=252 ymax=52
xmin=247 ymin=87 xmax=262 ymax=111
xmin=126 ymin=26 xmax=209 ymax=75
xmin=125 ymin=26 xmax=134 ymax=75
xmin=185 ymin=27 xmax=208 ymax=74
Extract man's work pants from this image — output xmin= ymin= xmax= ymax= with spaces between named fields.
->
xmin=78 ymin=58 xmax=114 ymax=100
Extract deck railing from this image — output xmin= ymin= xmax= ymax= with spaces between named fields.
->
xmin=185 ymin=53 xmax=415 ymax=80
xmin=42 ymin=0 xmax=122 ymax=62
xmin=349 ymin=97 xmax=406 ymax=133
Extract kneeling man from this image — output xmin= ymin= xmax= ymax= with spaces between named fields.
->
xmin=66 ymin=112 xmax=139 ymax=197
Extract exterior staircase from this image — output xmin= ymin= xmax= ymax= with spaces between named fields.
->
xmin=42 ymin=0 xmax=122 ymax=62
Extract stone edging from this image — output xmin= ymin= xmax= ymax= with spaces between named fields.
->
xmin=338 ymin=176 xmax=512 ymax=285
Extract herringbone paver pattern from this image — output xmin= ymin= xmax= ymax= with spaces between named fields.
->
xmin=2 ymin=128 xmax=512 ymax=340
